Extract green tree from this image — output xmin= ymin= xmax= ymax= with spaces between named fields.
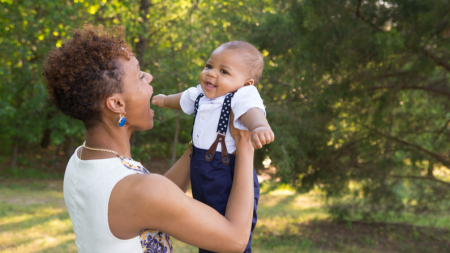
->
xmin=0 ymin=0 xmax=96 ymax=166
xmin=5 ymin=0 xmax=448 ymax=221
xmin=249 ymin=0 xmax=450 ymax=218
xmin=0 ymin=0 xmax=271 ymax=166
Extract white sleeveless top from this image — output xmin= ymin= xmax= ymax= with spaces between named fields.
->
xmin=63 ymin=146 xmax=142 ymax=253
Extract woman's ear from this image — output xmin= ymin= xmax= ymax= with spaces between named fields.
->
xmin=244 ymin=79 xmax=255 ymax=86
xmin=105 ymin=94 xmax=126 ymax=114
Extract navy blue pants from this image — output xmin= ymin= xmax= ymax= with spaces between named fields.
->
xmin=190 ymin=146 xmax=259 ymax=253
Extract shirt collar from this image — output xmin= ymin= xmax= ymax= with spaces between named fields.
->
xmin=197 ymin=84 xmax=230 ymax=104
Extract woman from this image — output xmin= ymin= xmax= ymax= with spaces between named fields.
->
xmin=43 ymin=24 xmax=255 ymax=253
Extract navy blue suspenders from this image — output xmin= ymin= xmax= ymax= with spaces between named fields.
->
xmin=192 ymin=92 xmax=235 ymax=164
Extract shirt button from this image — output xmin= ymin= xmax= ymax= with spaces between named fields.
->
xmin=195 ymin=136 xmax=199 ymax=141
xmin=201 ymin=115 xmax=206 ymax=120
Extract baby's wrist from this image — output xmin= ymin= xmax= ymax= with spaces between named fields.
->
xmin=252 ymin=126 xmax=270 ymax=132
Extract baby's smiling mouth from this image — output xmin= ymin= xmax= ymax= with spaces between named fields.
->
xmin=205 ymin=81 xmax=216 ymax=90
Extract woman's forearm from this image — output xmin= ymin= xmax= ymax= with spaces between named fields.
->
xmin=130 ymin=112 xmax=256 ymax=252
xmin=129 ymin=131 xmax=255 ymax=252
xmin=224 ymin=132 xmax=255 ymax=244
xmin=164 ymin=148 xmax=191 ymax=192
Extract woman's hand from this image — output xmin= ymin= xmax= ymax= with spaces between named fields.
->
xmin=229 ymin=110 xmax=252 ymax=146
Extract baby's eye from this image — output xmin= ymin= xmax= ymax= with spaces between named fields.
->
xmin=205 ymin=64 xmax=212 ymax=69
xmin=140 ymin=72 xmax=145 ymax=79
xmin=221 ymin=69 xmax=228 ymax=75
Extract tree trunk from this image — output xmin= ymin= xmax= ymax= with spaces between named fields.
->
xmin=130 ymin=133 xmax=135 ymax=148
xmin=170 ymin=38 xmax=181 ymax=164
xmin=53 ymin=144 xmax=61 ymax=160
xmin=136 ymin=0 xmax=151 ymax=65
xmin=40 ymin=128 xmax=52 ymax=149
xmin=10 ymin=136 xmax=19 ymax=168
xmin=40 ymin=111 xmax=54 ymax=149
xmin=427 ymin=162 xmax=434 ymax=178
xmin=65 ymin=136 xmax=74 ymax=158
xmin=171 ymin=111 xmax=180 ymax=164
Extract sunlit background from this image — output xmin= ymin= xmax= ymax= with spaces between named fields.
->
xmin=1 ymin=0 xmax=450 ymax=252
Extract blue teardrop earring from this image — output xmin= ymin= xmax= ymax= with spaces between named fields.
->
xmin=118 ymin=112 xmax=126 ymax=127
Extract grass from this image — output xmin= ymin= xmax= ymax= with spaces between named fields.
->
xmin=171 ymin=187 xmax=329 ymax=253
xmin=0 ymin=181 xmax=76 ymax=253
xmin=1 ymin=180 xmax=449 ymax=253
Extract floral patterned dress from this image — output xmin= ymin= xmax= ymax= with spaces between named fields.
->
xmin=119 ymin=156 xmax=173 ymax=253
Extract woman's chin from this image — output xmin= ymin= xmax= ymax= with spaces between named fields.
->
xmin=132 ymin=121 xmax=154 ymax=131
xmin=146 ymin=119 xmax=154 ymax=130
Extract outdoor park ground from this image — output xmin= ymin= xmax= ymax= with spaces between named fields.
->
xmin=1 ymin=179 xmax=449 ymax=253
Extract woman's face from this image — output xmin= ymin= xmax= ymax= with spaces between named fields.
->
xmin=119 ymin=56 xmax=154 ymax=131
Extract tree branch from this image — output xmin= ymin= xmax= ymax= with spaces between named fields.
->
xmin=389 ymin=174 xmax=450 ymax=188
xmin=367 ymin=84 xmax=450 ymax=98
xmin=433 ymin=119 xmax=450 ymax=143
xmin=136 ymin=0 xmax=152 ymax=65
xmin=351 ymin=1 xmax=450 ymax=73
xmin=372 ymin=71 xmax=415 ymax=80
xmin=372 ymin=129 xmax=450 ymax=168
xmin=147 ymin=17 xmax=180 ymax=37
xmin=355 ymin=0 xmax=362 ymax=18
xmin=348 ymin=2 xmax=383 ymax=32
xmin=421 ymin=48 xmax=450 ymax=73
xmin=264 ymin=77 xmax=293 ymax=88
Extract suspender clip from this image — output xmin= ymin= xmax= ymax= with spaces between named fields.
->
xmin=205 ymin=133 xmax=230 ymax=164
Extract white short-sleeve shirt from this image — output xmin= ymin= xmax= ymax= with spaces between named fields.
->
xmin=180 ymin=85 xmax=265 ymax=153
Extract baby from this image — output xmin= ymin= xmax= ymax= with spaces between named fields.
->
xmin=152 ymin=41 xmax=274 ymax=253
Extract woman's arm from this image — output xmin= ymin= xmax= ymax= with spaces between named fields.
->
xmin=109 ymin=112 xmax=255 ymax=253
xmin=163 ymin=148 xmax=191 ymax=192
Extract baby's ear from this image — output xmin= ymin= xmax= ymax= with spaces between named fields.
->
xmin=244 ymin=79 xmax=255 ymax=86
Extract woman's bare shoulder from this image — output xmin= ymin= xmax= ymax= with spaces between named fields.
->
xmin=116 ymin=173 xmax=188 ymax=208
xmin=109 ymin=173 xmax=190 ymax=238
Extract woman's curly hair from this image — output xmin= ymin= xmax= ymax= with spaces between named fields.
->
xmin=43 ymin=24 xmax=133 ymax=128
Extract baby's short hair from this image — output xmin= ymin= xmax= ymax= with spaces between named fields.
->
xmin=219 ymin=41 xmax=264 ymax=85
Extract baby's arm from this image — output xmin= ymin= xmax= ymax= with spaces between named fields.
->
xmin=241 ymin=108 xmax=275 ymax=149
xmin=151 ymin=92 xmax=183 ymax=110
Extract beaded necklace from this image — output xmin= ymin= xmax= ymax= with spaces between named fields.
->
xmin=81 ymin=142 xmax=149 ymax=174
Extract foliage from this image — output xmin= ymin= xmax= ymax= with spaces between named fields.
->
xmin=1 ymin=0 xmax=450 ymax=219
xmin=248 ymin=0 xmax=450 ymax=218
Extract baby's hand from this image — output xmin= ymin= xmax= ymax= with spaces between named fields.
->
xmin=151 ymin=94 xmax=166 ymax=108
xmin=251 ymin=127 xmax=275 ymax=149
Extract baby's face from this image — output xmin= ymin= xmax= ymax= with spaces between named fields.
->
xmin=200 ymin=47 xmax=252 ymax=99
